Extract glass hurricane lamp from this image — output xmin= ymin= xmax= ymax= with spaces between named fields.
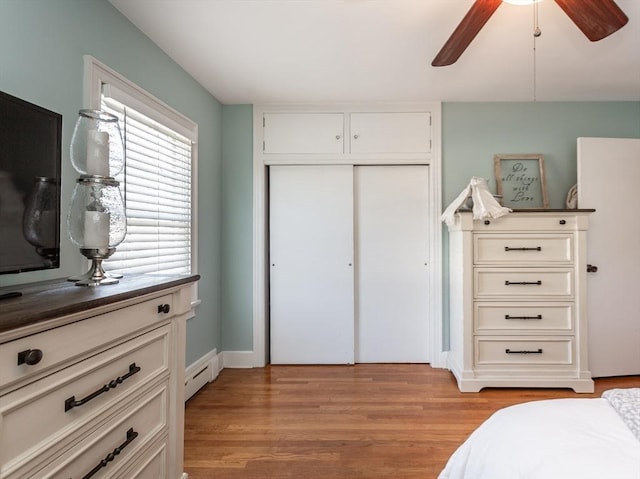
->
xmin=70 ymin=109 xmax=124 ymax=177
xmin=22 ymin=177 xmax=60 ymax=267
xmin=67 ymin=176 xmax=126 ymax=286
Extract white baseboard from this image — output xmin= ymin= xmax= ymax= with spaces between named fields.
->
xmin=215 ymin=350 xmax=448 ymax=369
xmin=431 ymin=350 xmax=449 ymax=369
xmin=184 ymin=349 xmax=222 ymax=401
xmin=221 ymin=350 xmax=255 ymax=368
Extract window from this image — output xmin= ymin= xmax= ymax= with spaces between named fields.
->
xmin=102 ymin=96 xmax=193 ymax=274
xmin=84 ymin=56 xmax=198 ymax=276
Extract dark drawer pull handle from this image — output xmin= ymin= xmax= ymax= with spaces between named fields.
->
xmin=559 ymin=220 xmax=566 ymax=225
xmin=157 ymin=303 xmax=171 ymax=314
xmin=504 ymin=246 xmax=541 ymax=251
xmin=505 ymin=280 xmax=542 ymax=286
xmin=17 ymin=348 xmax=43 ymax=366
xmin=65 ymin=363 xmax=141 ymax=412
xmin=82 ymin=427 xmax=138 ymax=479
xmin=505 ymin=348 xmax=543 ymax=354
xmin=505 ymin=315 xmax=543 ymax=320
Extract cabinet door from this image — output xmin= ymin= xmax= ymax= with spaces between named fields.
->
xmin=269 ymin=165 xmax=354 ymax=364
xmin=263 ymin=113 xmax=344 ymax=154
xmin=349 ymin=112 xmax=431 ymax=154
xmin=355 ymin=165 xmax=430 ymax=363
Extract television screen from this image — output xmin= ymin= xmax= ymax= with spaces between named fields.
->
xmin=0 ymin=90 xmax=62 ymax=274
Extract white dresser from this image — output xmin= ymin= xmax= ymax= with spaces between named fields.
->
xmin=0 ymin=274 xmax=198 ymax=479
xmin=447 ymin=211 xmax=594 ymax=393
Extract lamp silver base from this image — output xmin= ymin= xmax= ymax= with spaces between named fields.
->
xmin=75 ymin=274 xmax=120 ymax=287
xmin=68 ymin=248 xmax=123 ymax=286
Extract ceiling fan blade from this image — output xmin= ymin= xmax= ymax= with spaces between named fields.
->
xmin=554 ymin=0 xmax=628 ymax=41
xmin=432 ymin=0 xmax=502 ymax=67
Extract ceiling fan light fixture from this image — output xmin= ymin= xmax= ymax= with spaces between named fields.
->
xmin=502 ymin=0 xmax=541 ymax=5
xmin=432 ymin=0 xmax=627 ymax=67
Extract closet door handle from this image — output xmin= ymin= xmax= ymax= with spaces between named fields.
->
xmin=81 ymin=428 xmax=138 ymax=479
xmin=505 ymin=280 xmax=542 ymax=286
xmin=65 ymin=363 xmax=141 ymax=412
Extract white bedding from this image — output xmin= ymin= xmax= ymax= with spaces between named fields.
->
xmin=438 ymin=397 xmax=640 ymax=479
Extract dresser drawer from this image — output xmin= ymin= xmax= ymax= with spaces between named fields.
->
xmin=474 ymin=234 xmax=572 ymax=265
xmin=475 ymin=303 xmax=573 ymax=332
xmin=0 ymin=326 xmax=170 ymax=475
xmin=32 ymin=383 xmax=168 ymax=479
xmin=474 ymin=268 xmax=573 ymax=298
xmin=118 ymin=438 xmax=167 ymax=479
xmin=0 ymin=294 xmax=174 ymax=391
xmin=474 ymin=214 xmax=578 ymax=231
xmin=475 ymin=337 xmax=573 ymax=366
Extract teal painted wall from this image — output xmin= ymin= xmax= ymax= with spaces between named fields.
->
xmin=442 ymin=102 xmax=640 ymax=208
xmin=221 ymin=105 xmax=254 ymax=351
xmin=0 ymin=0 xmax=223 ymax=366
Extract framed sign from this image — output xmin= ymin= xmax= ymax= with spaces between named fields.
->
xmin=494 ymin=154 xmax=548 ymax=209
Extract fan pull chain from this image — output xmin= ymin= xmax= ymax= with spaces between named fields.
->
xmin=532 ymin=1 xmax=541 ymax=101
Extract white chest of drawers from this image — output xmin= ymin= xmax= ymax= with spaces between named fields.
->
xmin=447 ymin=211 xmax=594 ymax=393
xmin=0 ymin=274 xmax=198 ymax=479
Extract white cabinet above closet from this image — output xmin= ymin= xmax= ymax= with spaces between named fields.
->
xmin=260 ymin=108 xmax=432 ymax=159
xmin=349 ymin=112 xmax=430 ymax=154
xmin=262 ymin=112 xmax=344 ymax=154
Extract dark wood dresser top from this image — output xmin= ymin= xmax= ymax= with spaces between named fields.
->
xmin=0 ymin=274 xmax=200 ymax=334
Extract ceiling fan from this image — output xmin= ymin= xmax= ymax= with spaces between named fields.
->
xmin=432 ymin=0 xmax=629 ymax=67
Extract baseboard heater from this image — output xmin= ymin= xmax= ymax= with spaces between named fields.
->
xmin=185 ymin=350 xmax=219 ymax=401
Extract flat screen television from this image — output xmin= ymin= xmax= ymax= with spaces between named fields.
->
xmin=0 ymin=90 xmax=62 ymax=275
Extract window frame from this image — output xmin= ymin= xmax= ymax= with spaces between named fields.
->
xmin=83 ymin=55 xmax=199 ymax=279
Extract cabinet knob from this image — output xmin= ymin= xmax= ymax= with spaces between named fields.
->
xmin=484 ymin=220 xmax=491 ymax=225
xmin=353 ymin=134 xmax=359 ymax=140
xmin=587 ymin=264 xmax=598 ymax=273
xmin=336 ymin=135 xmax=341 ymax=140
xmin=559 ymin=219 xmax=566 ymax=225
xmin=17 ymin=348 xmax=43 ymax=366
xmin=157 ymin=303 xmax=171 ymax=314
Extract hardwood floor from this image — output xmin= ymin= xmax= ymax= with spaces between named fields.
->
xmin=184 ymin=364 xmax=640 ymax=479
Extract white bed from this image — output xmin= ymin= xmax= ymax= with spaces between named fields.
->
xmin=439 ymin=389 xmax=640 ymax=479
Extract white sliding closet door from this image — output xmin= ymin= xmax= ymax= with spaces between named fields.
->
xmin=269 ymin=165 xmax=355 ymax=364
xmin=355 ymin=165 xmax=430 ymax=363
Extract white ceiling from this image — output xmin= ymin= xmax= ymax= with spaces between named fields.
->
xmin=109 ymin=0 xmax=640 ymax=104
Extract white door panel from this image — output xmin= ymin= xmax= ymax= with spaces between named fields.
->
xmin=578 ymin=137 xmax=640 ymax=377
xmin=355 ymin=165 xmax=430 ymax=362
xmin=263 ymin=113 xmax=344 ymax=154
xmin=349 ymin=112 xmax=431 ymax=153
xmin=269 ymin=165 xmax=354 ymax=364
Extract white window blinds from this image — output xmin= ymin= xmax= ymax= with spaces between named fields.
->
xmin=101 ymin=95 xmax=193 ymax=275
